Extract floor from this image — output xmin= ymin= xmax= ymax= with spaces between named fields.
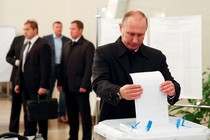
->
xmin=0 ymin=93 xmax=94 ymax=140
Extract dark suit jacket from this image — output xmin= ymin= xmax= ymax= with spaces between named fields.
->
xmin=6 ymin=35 xmax=25 ymax=82
xmin=42 ymin=34 xmax=70 ymax=77
xmin=92 ymin=37 xmax=181 ymax=121
xmin=16 ymin=37 xmax=51 ymax=99
xmin=58 ymin=36 xmax=95 ymax=93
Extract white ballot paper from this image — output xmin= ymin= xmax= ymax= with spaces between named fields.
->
xmin=130 ymin=71 xmax=169 ymax=130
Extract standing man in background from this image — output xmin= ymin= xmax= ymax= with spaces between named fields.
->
xmin=58 ymin=20 xmax=95 ymax=140
xmin=6 ymin=35 xmax=26 ymax=133
xmin=43 ymin=21 xmax=70 ymax=123
xmin=15 ymin=19 xmax=51 ymax=140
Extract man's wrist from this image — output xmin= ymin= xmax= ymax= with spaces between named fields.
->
xmin=168 ymin=93 xmax=176 ymax=100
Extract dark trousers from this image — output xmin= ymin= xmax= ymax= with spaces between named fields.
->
xmin=64 ymin=83 xmax=92 ymax=140
xmin=9 ymin=81 xmax=22 ymax=133
xmin=21 ymin=79 xmax=48 ymax=140
xmin=47 ymin=64 xmax=67 ymax=117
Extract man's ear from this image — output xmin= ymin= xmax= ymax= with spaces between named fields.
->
xmin=119 ymin=23 xmax=123 ymax=33
xmin=79 ymin=28 xmax=83 ymax=35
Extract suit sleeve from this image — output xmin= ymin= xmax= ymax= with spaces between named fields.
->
xmin=39 ymin=43 xmax=51 ymax=89
xmin=159 ymin=53 xmax=181 ymax=105
xmin=6 ymin=37 xmax=18 ymax=66
xmin=81 ymin=42 xmax=95 ymax=89
xmin=42 ymin=36 xmax=48 ymax=41
xmin=57 ymin=42 xmax=68 ymax=87
xmin=14 ymin=42 xmax=25 ymax=88
xmin=92 ymin=47 xmax=121 ymax=106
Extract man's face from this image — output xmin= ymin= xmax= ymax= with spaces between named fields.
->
xmin=53 ymin=23 xmax=62 ymax=36
xmin=23 ymin=24 xmax=37 ymax=39
xmin=70 ymin=23 xmax=82 ymax=39
xmin=120 ymin=16 xmax=147 ymax=50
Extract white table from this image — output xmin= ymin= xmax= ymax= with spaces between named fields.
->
xmin=94 ymin=117 xmax=210 ymax=140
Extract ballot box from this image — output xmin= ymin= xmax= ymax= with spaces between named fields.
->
xmin=94 ymin=117 xmax=210 ymax=140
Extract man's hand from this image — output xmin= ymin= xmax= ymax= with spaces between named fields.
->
xmin=38 ymin=88 xmax=47 ymax=95
xmin=14 ymin=85 xmax=20 ymax=94
xmin=15 ymin=60 xmax=20 ymax=67
xmin=160 ymin=81 xmax=175 ymax=96
xmin=79 ymin=87 xmax=87 ymax=93
xmin=119 ymin=84 xmax=143 ymax=100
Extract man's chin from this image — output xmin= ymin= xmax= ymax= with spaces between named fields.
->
xmin=128 ymin=46 xmax=139 ymax=51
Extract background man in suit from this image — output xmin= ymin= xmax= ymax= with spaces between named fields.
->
xmin=6 ymin=35 xmax=26 ymax=133
xmin=92 ymin=10 xmax=181 ymax=122
xmin=58 ymin=20 xmax=95 ymax=140
xmin=15 ymin=19 xmax=51 ymax=140
xmin=43 ymin=21 xmax=70 ymax=123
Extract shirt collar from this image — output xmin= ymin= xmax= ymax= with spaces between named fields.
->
xmin=116 ymin=37 xmax=149 ymax=59
xmin=28 ymin=35 xmax=39 ymax=44
xmin=23 ymin=38 xmax=28 ymax=44
xmin=53 ymin=34 xmax=63 ymax=39
xmin=72 ymin=36 xmax=81 ymax=42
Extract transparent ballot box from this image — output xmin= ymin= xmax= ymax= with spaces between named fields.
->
xmin=94 ymin=117 xmax=210 ymax=140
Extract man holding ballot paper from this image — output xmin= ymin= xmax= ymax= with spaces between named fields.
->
xmin=92 ymin=10 xmax=181 ymax=122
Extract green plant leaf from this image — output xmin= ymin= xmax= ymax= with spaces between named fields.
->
xmin=185 ymin=114 xmax=196 ymax=122
xmin=188 ymin=99 xmax=197 ymax=105
xmin=169 ymin=68 xmax=210 ymax=128
xmin=205 ymin=98 xmax=210 ymax=105
xmin=194 ymin=111 xmax=204 ymax=118
xmin=208 ymin=119 xmax=210 ymax=128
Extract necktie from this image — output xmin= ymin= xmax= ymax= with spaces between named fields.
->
xmin=22 ymin=41 xmax=31 ymax=72
xmin=26 ymin=41 xmax=31 ymax=57
xmin=130 ymin=50 xmax=135 ymax=55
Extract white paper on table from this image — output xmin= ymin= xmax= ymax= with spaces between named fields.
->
xmin=130 ymin=71 xmax=169 ymax=130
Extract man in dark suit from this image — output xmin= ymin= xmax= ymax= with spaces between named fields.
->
xmin=6 ymin=35 xmax=26 ymax=133
xmin=92 ymin=10 xmax=181 ymax=122
xmin=58 ymin=20 xmax=95 ymax=140
xmin=15 ymin=19 xmax=51 ymax=140
xmin=43 ymin=21 xmax=70 ymax=123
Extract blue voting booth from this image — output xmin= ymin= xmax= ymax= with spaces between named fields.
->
xmin=94 ymin=117 xmax=210 ymax=140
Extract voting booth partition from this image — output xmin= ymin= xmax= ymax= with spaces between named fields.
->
xmin=94 ymin=117 xmax=210 ymax=140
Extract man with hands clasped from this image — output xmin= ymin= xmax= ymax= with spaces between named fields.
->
xmin=92 ymin=10 xmax=181 ymax=122
xmin=58 ymin=20 xmax=94 ymax=140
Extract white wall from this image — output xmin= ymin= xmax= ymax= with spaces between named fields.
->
xmin=126 ymin=0 xmax=210 ymax=71
xmin=0 ymin=0 xmax=108 ymax=45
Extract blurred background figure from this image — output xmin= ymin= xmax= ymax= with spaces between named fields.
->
xmin=43 ymin=21 xmax=70 ymax=123
xmin=58 ymin=20 xmax=95 ymax=140
xmin=6 ymin=35 xmax=26 ymax=133
xmin=15 ymin=19 xmax=51 ymax=140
